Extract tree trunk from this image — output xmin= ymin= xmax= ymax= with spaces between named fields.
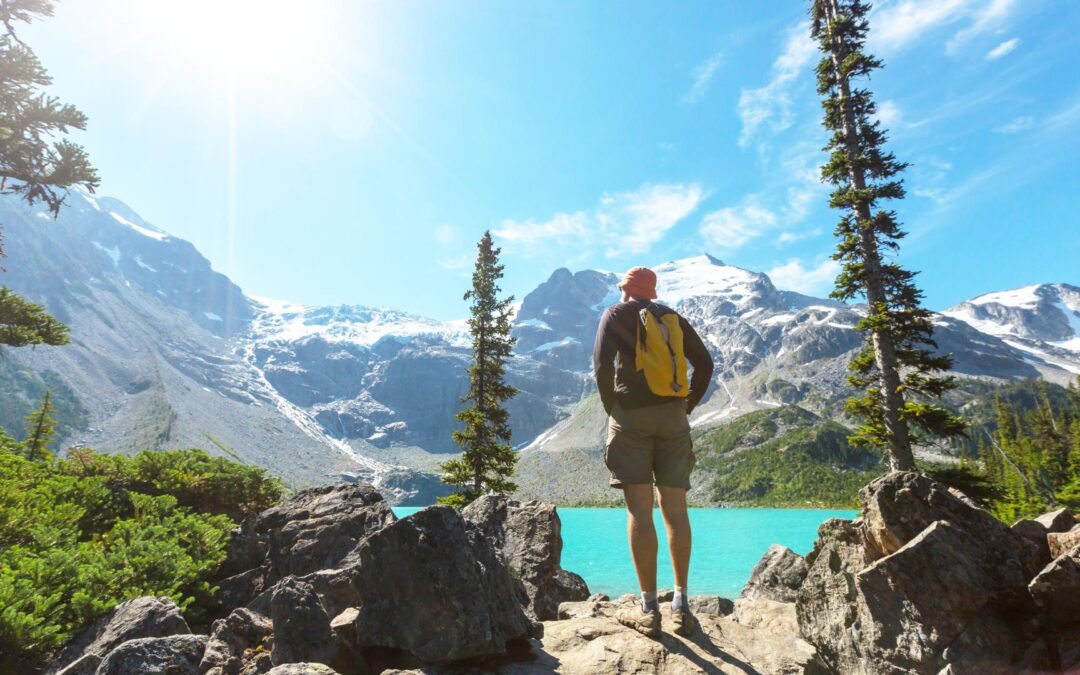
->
xmin=823 ymin=0 xmax=914 ymax=471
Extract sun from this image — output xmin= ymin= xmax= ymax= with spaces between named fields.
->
xmin=132 ymin=0 xmax=339 ymax=89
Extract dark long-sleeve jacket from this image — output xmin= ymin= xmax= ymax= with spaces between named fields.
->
xmin=592 ymin=299 xmax=714 ymax=415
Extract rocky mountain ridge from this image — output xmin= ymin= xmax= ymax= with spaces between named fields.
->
xmin=2 ymin=191 xmax=1078 ymax=502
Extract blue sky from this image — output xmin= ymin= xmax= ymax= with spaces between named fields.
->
xmin=23 ymin=0 xmax=1080 ymax=319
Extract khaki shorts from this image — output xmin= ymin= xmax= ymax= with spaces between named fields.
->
xmin=605 ymin=399 xmax=695 ymax=490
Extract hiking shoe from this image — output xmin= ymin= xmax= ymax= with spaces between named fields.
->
xmin=671 ymin=609 xmax=697 ymax=637
xmin=615 ymin=603 xmax=661 ymax=638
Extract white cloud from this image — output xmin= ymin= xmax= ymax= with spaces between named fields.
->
xmin=994 ymin=115 xmax=1033 ymax=133
xmin=683 ymin=52 xmax=724 ymax=104
xmin=700 ymin=201 xmax=778 ymax=250
xmin=872 ymin=0 xmax=971 ymax=52
xmin=438 ymin=253 xmax=472 ymax=271
xmin=869 ymin=0 xmax=1017 ymax=55
xmin=985 ymin=37 xmax=1020 ymax=60
xmin=699 ymin=142 xmax=828 ymax=251
xmin=434 ymin=224 xmax=457 ymax=245
xmin=737 ymin=22 xmax=816 ymax=148
xmin=766 ymin=258 xmax=841 ymax=296
xmin=493 ymin=183 xmax=705 ymax=258
xmin=778 ymin=228 xmax=823 ymax=245
xmin=947 ymin=0 xmax=1017 ymax=54
xmin=876 ymin=100 xmax=904 ymax=128
xmin=1047 ymin=96 xmax=1080 ymax=130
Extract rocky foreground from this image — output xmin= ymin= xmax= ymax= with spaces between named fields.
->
xmin=43 ymin=473 xmax=1080 ymax=674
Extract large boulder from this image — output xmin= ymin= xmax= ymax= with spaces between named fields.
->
xmin=199 ymin=608 xmax=273 ymax=675
xmin=269 ymin=577 xmax=340 ymax=668
xmin=343 ymin=505 xmax=535 ymax=664
xmin=215 ymin=483 xmax=396 ymax=609
xmin=1011 ymin=507 xmax=1077 ymax=569
xmin=46 ymin=596 xmax=191 ymax=675
xmin=1049 ymin=523 xmax=1080 ymax=559
xmin=94 ymin=634 xmax=208 ymax=675
xmin=797 ymin=472 xmax=1038 ymax=674
xmin=1028 ymin=544 xmax=1080 ymax=627
xmin=740 ymin=544 xmax=808 ymax=603
xmin=462 ymin=494 xmax=590 ymax=620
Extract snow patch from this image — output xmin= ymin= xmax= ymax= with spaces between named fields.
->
xmin=134 ymin=255 xmax=157 ymax=272
xmin=93 ymin=241 xmax=121 ymax=267
xmin=204 ymin=312 xmax=223 ymax=321
xmin=533 ymin=337 xmax=580 ymax=352
xmin=249 ymin=297 xmax=470 ymax=348
xmin=969 ymin=285 xmax=1042 ymax=308
xmin=516 ymin=318 xmax=552 ymax=330
xmin=110 ymin=211 xmax=168 ymax=241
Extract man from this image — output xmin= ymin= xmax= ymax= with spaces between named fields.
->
xmin=593 ymin=266 xmax=714 ymax=638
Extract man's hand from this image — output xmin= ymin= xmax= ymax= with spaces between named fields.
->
xmin=684 ymin=399 xmax=694 ymax=416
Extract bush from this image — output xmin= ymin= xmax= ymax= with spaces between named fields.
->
xmin=0 ymin=447 xmax=283 ymax=671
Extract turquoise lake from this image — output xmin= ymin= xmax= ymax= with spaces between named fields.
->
xmin=393 ymin=507 xmax=856 ymax=599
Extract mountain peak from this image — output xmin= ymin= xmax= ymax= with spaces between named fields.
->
xmin=652 ymin=255 xmax=771 ymax=306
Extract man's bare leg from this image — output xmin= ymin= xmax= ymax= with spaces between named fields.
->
xmin=656 ymin=485 xmax=691 ymax=589
xmin=623 ymin=483 xmax=658 ymax=597
xmin=657 ymin=485 xmax=695 ymax=634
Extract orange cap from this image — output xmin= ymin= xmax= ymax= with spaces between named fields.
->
xmin=618 ymin=266 xmax=657 ymax=300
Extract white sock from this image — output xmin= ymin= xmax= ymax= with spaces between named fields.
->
xmin=641 ymin=590 xmax=658 ymax=612
xmin=672 ymin=586 xmax=688 ymax=612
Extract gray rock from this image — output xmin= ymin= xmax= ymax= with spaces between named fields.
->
xmin=1049 ymin=524 xmax=1080 ymax=559
xmin=216 ymin=484 xmax=395 ymax=609
xmin=1034 ymin=507 xmax=1076 ymax=532
xmin=540 ymin=602 xmax=827 ymax=674
xmin=462 ymin=494 xmax=590 ymax=620
xmin=94 ymin=634 xmax=208 ymax=675
xmin=269 ymin=577 xmax=339 ymax=667
xmin=52 ymin=654 xmax=100 ymax=675
xmin=199 ymin=608 xmax=272 ymax=675
xmin=1028 ymin=544 xmax=1080 ymax=627
xmin=257 ymin=483 xmax=396 ymax=580
xmin=46 ymin=596 xmax=191 ymax=674
xmin=265 ymin=664 xmax=342 ymax=675
xmin=346 ymin=505 xmax=534 ymax=663
xmin=1011 ymin=517 xmax=1053 ymax=569
xmin=740 ymin=544 xmax=808 ymax=603
xmin=263 ymin=665 xmax=339 ymax=673
xmin=797 ymin=472 xmax=1038 ymax=674
xmin=1012 ymin=507 xmax=1078 ymax=570
xmin=688 ymin=595 xmax=735 ymax=616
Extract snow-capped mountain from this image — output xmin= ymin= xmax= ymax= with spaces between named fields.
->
xmin=2 ymin=190 xmax=1076 ymax=503
xmin=942 ymin=284 xmax=1080 ymax=375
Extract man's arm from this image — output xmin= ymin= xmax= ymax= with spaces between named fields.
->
xmin=681 ymin=317 xmax=714 ymax=414
xmin=593 ymin=308 xmax=617 ymax=415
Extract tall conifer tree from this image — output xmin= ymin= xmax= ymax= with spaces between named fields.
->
xmin=811 ymin=0 xmax=964 ymax=470
xmin=0 ymin=0 xmax=98 ymax=346
xmin=21 ymin=390 xmax=55 ymax=460
xmin=438 ymin=231 xmax=518 ymax=506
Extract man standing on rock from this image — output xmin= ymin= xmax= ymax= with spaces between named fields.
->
xmin=593 ymin=266 xmax=714 ymax=638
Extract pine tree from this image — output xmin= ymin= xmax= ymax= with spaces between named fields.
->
xmin=0 ymin=0 xmax=98 ymax=220
xmin=438 ymin=231 xmax=518 ymax=507
xmin=0 ymin=285 xmax=68 ymax=346
xmin=21 ymin=390 xmax=56 ymax=460
xmin=810 ymin=0 xmax=964 ymax=470
xmin=0 ymin=1 xmax=97 ymax=346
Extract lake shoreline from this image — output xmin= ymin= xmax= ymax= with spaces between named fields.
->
xmin=394 ymin=505 xmax=856 ymax=598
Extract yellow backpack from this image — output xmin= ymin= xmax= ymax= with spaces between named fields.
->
xmin=634 ymin=304 xmax=689 ymax=398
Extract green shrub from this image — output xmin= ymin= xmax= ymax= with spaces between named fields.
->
xmin=0 ymin=447 xmax=283 ymax=671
